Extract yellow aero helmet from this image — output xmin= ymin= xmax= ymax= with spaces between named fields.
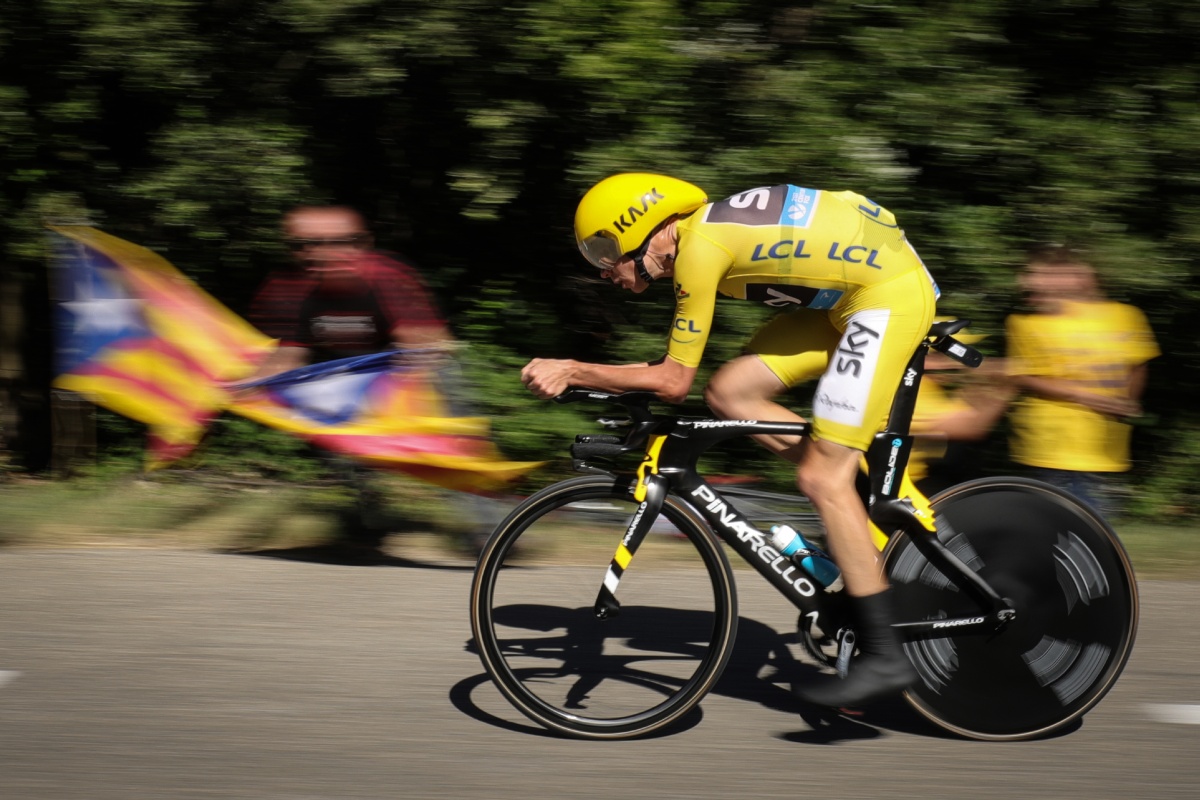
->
xmin=574 ymin=173 xmax=708 ymax=270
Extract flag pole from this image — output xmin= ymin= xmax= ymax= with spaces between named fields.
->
xmin=45 ymin=218 xmax=97 ymax=475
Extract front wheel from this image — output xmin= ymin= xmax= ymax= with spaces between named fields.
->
xmin=883 ymin=477 xmax=1138 ymax=741
xmin=470 ymin=475 xmax=738 ymax=739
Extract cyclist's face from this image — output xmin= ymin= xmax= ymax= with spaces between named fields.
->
xmin=598 ymin=256 xmax=649 ymax=293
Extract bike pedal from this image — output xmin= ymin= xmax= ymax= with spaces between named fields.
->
xmin=835 ymin=629 xmax=857 ymax=678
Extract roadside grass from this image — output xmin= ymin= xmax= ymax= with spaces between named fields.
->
xmin=1113 ymin=520 xmax=1200 ymax=580
xmin=0 ymin=475 xmax=1197 ymax=579
xmin=0 ymin=472 xmax=474 ymax=558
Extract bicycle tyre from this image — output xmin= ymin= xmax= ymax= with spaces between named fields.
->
xmin=470 ymin=475 xmax=738 ymax=739
xmin=883 ymin=477 xmax=1139 ymax=741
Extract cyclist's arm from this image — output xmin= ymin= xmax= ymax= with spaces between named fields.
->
xmin=521 ymin=355 xmax=697 ymax=403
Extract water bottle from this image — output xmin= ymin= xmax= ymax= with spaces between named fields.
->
xmin=769 ymin=524 xmax=841 ymax=588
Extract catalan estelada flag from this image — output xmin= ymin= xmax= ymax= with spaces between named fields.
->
xmin=50 ymin=225 xmax=276 ymax=463
xmin=229 ymin=352 xmax=543 ymax=493
xmin=51 ymin=224 xmax=541 ymax=492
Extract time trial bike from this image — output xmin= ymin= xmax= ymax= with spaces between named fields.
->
xmin=469 ymin=320 xmax=1138 ymax=740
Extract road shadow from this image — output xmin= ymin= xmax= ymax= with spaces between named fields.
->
xmin=453 ymin=603 xmax=918 ymax=741
xmin=455 ymin=602 xmax=1088 ymax=744
xmin=225 ymin=542 xmax=473 ymax=571
xmin=780 ymin=698 xmax=1083 ymax=743
xmin=448 ymin=669 xmax=706 ymax=740
xmin=218 ymin=484 xmax=485 ymax=570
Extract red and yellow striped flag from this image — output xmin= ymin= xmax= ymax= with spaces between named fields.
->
xmin=50 ymin=225 xmax=275 ymax=463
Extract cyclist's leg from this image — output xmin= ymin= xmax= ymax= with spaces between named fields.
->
xmin=796 ymin=439 xmax=884 ymax=593
xmin=706 ymin=312 xmax=916 ymax=702
xmin=709 ymin=306 xmax=926 ymax=583
xmin=792 ymin=435 xmax=921 ymax=707
xmin=703 ymin=309 xmax=837 ymax=460
xmin=793 ymin=270 xmax=936 ymax=707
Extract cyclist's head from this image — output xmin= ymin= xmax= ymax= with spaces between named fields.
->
xmin=574 ymin=173 xmax=707 ymax=281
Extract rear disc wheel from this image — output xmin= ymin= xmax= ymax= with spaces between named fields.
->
xmin=884 ymin=477 xmax=1138 ymax=741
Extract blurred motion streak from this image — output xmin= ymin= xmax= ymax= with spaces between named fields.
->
xmin=50 ymin=225 xmax=541 ymax=492
xmin=230 ymin=352 xmax=543 ymax=493
xmin=50 ymin=224 xmax=275 ymax=464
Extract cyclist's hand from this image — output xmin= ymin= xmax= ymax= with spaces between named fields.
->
xmin=521 ymin=358 xmax=576 ymax=399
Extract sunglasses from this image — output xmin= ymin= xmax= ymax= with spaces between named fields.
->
xmin=286 ymin=234 xmax=368 ymax=251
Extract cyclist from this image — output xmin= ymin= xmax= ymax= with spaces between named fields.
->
xmin=521 ymin=173 xmax=939 ymax=708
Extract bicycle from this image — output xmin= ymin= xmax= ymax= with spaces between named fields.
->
xmin=469 ymin=320 xmax=1138 ymax=740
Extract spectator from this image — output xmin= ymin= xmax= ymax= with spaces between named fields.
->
xmin=1004 ymin=245 xmax=1160 ymax=517
xmin=248 ymin=205 xmax=492 ymax=552
xmin=250 ymin=205 xmax=450 ymax=371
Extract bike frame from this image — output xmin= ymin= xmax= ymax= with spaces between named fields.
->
xmin=562 ymin=325 xmax=1016 ymax=643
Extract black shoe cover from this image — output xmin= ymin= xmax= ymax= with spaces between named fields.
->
xmin=795 ymin=587 xmax=918 ymax=708
xmin=795 ymin=649 xmax=918 ymax=708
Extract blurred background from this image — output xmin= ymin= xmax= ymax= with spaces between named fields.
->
xmin=1 ymin=0 xmax=1198 ymax=547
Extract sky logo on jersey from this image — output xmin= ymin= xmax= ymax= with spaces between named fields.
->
xmin=814 ymin=309 xmax=891 ymax=428
xmin=611 ymin=188 xmax=665 ymax=233
xmin=779 ymin=186 xmax=819 ymax=228
xmin=836 ymin=321 xmax=881 ymax=377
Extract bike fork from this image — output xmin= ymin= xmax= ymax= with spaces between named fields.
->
xmin=592 ymin=473 xmax=669 ymax=619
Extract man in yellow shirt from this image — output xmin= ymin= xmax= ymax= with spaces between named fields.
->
xmin=521 ymin=173 xmax=941 ymax=707
xmin=1005 ymin=246 xmax=1159 ymax=517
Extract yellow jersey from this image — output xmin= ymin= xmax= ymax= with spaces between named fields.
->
xmin=1006 ymin=300 xmax=1159 ymax=472
xmin=668 ymin=185 xmax=936 ymax=367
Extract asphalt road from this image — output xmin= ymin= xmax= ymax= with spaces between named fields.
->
xmin=1 ymin=547 xmax=1197 ymax=800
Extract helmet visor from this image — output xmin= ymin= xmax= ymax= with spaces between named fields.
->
xmin=577 ymin=230 xmax=625 ymax=270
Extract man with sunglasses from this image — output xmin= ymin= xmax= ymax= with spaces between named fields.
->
xmin=250 ymin=205 xmax=449 ymax=374
xmin=248 ymin=205 xmax=496 ymax=553
xmin=521 ymin=173 xmax=940 ymax=709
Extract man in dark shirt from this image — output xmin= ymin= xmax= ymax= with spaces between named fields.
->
xmin=250 ymin=205 xmax=450 ymax=370
xmin=248 ymin=206 xmax=492 ymax=554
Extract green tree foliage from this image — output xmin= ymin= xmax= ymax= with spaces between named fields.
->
xmin=1 ymin=0 xmax=1197 ymax=514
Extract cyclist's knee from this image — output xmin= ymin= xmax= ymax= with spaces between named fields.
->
xmin=702 ymin=379 xmax=738 ymax=418
xmin=795 ymin=442 xmax=860 ymax=507
xmin=704 ymin=372 xmax=745 ymax=418
xmin=796 ymin=464 xmax=835 ymax=507
xmin=704 ymin=357 xmax=778 ymax=417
